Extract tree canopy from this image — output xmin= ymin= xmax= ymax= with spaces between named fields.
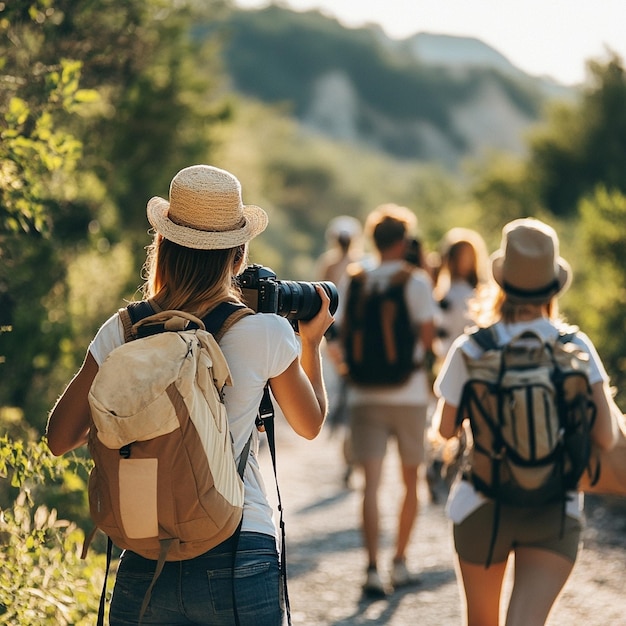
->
xmin=0 ymin=0 xmax=236 ymax=427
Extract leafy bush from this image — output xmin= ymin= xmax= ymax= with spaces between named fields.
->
xmin=0 ymin=436 xmax=109 ymax=625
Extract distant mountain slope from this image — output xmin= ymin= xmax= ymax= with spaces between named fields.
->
xmin=212 ymin=5 xmax=575 ymax=168
xmin=405 ymin=32 xmax=520 ymax=73
xmin=398 ymin=32 xmax=574 ymax=101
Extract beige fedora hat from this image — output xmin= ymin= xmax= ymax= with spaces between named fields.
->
xmin=147 ymin=165 xmax=268 ymax=250
xmin=491 ymin=218 xmax=571 ymax=303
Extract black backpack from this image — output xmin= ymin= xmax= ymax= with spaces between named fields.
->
xmin=342 ymin=264 xmax=418 ymax=386
xmin=457 ymin=325 xmax=596 ymax=565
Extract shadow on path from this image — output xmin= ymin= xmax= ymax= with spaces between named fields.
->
xmin=294 ymin=488 xmax=354 ymax=515
xmin=329 ymin=567 xmax=457 ymax=625
xmin=287 ymin=527 xmax=363 ymax=579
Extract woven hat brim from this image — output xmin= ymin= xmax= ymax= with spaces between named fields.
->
xmin=491 ymin=251 xmax=572 ymax=302
xmin=147 ymin=196 xmax=268 ymax=250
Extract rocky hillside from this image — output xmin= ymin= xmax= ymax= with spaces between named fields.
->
xmin=210 ymin=5 xmax=576 ymax=169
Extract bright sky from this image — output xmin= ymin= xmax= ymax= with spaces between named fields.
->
xmin=234 ymin=0 xmax=626 ymax=85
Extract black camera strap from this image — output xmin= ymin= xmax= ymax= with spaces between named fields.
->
xmin=256 ymin=385 xmax=291 ymax=625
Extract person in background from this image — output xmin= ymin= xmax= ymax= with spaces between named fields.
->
xmin=315 ymin=215 xmax=364 ymax=287
xmin=433 ymin=217 xmax=620 ymax=626
xmin=433 ymin=227 xmax=489 ymax=364
xmin=425 ymin=227 xmax=489 ymax=503
xmin=334 ymin=203 xmax=436 ymax=597
xmin=46 ymin=164 xmax=334 ymax=626
xmin=315 ymin=215 xmax=366 ymax=487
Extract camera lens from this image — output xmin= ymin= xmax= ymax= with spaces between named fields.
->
xmin=277 ymin=281 xmax=338 ymax=321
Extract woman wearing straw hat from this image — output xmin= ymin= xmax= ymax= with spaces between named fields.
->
xmin=432 ymin=218 xmax=620 ymax=626
xmin=47 ymin=165 xmax=334 ymax=625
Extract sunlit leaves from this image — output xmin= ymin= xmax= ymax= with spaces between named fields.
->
xmin=47 ymin=59 xmax=99 ymax=112
xmin=0 ymin=436 xmax=100 ymax=624
xmin=5 ymin=98 xmax=29 ymax=127
xmin=529 ymin=52 xmax=626 ymax=216
xmin=563 ymin=187 xmax=626 ymax=406
xmin=0 ymin=58 xmax=98 ymax=235
xmin=580 ymin=186 xmax=626 ymax=265
xmin=0 ymin=492 xmax=104 ymax=625
xmin=0 ymin=435 xmax=91 ymax=491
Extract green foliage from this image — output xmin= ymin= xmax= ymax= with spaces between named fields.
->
xmin=571 ymin=187 xmax=626 ymax=406
xmin=0 ymin=4 xmax=103 ymax=427
xmin=529 ymin=53 xmax=626 ymax=216
xmin=0 ymin=236 xmax=68 ymax=428
xmin=0 ymin=435 xmax=84 ymax=492
xmin=0 ymin=435 xmax=103 ymax=625
xmin=0 ymin=74 xmax=91 ymax=235
xmin=468 ymin=54 xmax=626 ymax=232
xmin=0 ymin=3 xmax=103 ymax=235
xmin=89 ymin=0 xmax=234 ymax=238
xmin=0 ymin=0 xmax=235 ymax=431
xmin=469 ymin=154 xmax=548 ymax=237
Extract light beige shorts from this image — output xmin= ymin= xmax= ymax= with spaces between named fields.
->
xmin=349 ymin=404 xmax=427 ymax=466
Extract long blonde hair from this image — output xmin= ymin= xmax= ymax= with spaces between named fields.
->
xmin=142 ymin=235 xmax=245 ymax=317
xmin=470 ymin=283 xmax=561 ymax=327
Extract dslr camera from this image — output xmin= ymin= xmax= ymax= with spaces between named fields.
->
xmin=236 ymin=264 xmax=338 ymax=329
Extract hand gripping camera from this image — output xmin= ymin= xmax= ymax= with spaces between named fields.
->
xmin=236 ymin=264 xmax=338 ymax=328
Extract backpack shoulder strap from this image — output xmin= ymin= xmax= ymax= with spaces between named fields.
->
xmin=343 ymin=268 xmax=367 ymax=326
xmin=390 ymin=263 xmax=414 ymax=287
xmin=119 ymin=300 xmax=254 ymax=343
xmin=469 ymin=325 xmax=500 ymax=352
xmin=556 ymin=324 xmax=580 ymax=345
xmin=202 ymin=302 xmax=254 ymax=342
xmin=347 ymin=266 xmax=367 ymax=289
xmin=119 ymin=300 xmax=156 ymax=342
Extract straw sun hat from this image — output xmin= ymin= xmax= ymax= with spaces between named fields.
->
xmin=147 ymin=165 xmax=268 ymax=250
xmin=491 ymin=217 xmax=572 ymax=303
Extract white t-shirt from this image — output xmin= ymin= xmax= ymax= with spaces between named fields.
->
xmin=89 ymin=310 xmax=300 ymax=538
xmin=433 ymin=279 xmax=476 ymax=360
xmin=335 ymin=260 xmax=437 ymax=407
xmin=435 ymin=318 xmax=608 ymax=523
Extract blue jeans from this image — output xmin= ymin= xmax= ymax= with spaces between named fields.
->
xmin=109 ymin=532 xmax=283 ymax=625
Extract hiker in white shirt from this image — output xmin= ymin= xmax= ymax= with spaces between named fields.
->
xmin=433 ymin=218 xmax=620 ymax=626
xmin=47 ymin=164 xmax=333 ymax=626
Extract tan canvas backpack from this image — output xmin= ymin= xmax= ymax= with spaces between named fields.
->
xmin=86 ymin=301 xmax=253 ymax=623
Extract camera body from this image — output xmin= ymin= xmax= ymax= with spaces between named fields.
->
xmin=236 ymin=264 xmax=338 ymax=327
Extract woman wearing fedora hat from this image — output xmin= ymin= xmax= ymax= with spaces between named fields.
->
xmin=47 ymin=165 xmax=334 ymax=625
xmin=432 ymin=218 xmax=621 ymax=626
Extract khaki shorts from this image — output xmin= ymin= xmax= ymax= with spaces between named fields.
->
xmin=454 ymin=498 xmax=582 ymax=565
xmin=349 ymin=404 xmax=427 ymax=466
